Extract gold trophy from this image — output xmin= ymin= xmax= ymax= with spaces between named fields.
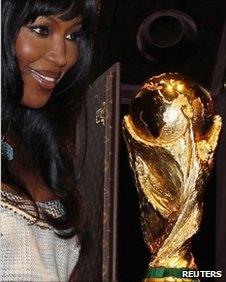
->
xmin=122 ymin=73 xmax=222 ymax=282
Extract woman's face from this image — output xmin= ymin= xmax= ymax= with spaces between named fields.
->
xmin=15 ymin=15 xmax=82 ymax=108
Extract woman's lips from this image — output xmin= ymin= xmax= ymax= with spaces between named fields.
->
xmin=30 ymin=69 xmax=61 ymax=91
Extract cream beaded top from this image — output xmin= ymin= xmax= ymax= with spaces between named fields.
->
xmin=0 ymin=190 xmax=80 ymax=282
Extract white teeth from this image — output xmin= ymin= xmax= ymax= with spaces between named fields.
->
xmin=31 ymin=70 xmax=56 ymax=82
xmin=40 ymin=75 xmax=55 ymax=82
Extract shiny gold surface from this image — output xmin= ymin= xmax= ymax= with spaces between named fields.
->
xmin=123 ymin=73 xmax=222 ymax=274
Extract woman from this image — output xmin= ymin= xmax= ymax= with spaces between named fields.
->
xmin=1 ymin=0 xmax=96 ymax=281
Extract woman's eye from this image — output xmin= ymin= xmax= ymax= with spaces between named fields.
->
xmin=28 ymin=25 xmax=49 ymax=36
xmin=66 ymin=32 xmax=81 ymax=42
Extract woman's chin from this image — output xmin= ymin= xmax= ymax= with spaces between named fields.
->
xmin=20 ymin=92 xmax=52 ymax=109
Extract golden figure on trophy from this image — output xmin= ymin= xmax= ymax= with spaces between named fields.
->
xmin=123 ymin=73 xmax=222 ymax=282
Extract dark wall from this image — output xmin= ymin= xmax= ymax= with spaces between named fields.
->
xmin=95 ymin=0 xmax=226 ymax=88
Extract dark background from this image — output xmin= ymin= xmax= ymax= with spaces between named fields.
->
xmin=93 ymin=1 xmax=226 ymax=281
xmin=94 ymin=0 xmax=226 ymax=88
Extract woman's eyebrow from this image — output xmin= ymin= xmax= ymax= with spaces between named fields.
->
xmin=29 ymin=16 xmax=51 ymax=24
xmin=73 ymin=17 xmax=83 ymax=24
xmin=48 ymin=15 xmax=83 ymax=26
xmin=55 ymin=14 xmax=83 ymax=23
xmin=73 ymin=20 xmax=83 ymax=28
xmin=71 ymin=21 xmax=83 ymax=30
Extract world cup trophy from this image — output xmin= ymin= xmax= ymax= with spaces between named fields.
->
xmin=122 ymin=73 xmax=222 ymax=282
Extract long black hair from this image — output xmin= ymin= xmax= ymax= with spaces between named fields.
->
xmin=1 ymin=0 xmax=96 ymax=238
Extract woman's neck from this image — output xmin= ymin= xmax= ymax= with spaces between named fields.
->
xmin=2 ymin=143 xmax=57 ymax=202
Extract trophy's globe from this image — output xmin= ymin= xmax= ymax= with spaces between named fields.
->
xmin=129 ymin=73 xmax=215 ymax=144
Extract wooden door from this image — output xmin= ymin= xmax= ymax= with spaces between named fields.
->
xmin=72 ymin=63 xmax=120 ymax=282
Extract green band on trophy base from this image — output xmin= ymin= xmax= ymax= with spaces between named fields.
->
xmin=145 ymin=267 xmax=198 ymax=281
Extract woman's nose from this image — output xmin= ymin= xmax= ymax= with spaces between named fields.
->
xmin=45 ymin=39 xmax=67 ymax=67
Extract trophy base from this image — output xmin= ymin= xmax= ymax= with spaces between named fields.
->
xmin=143 ymin=268 xmax=199 ymax=282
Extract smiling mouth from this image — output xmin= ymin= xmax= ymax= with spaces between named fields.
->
xmin=30 ymin=69 xmax=61 ymax=91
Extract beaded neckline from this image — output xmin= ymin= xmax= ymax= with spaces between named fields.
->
xmin=1 ymin=190 xmax=65 ymax=229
